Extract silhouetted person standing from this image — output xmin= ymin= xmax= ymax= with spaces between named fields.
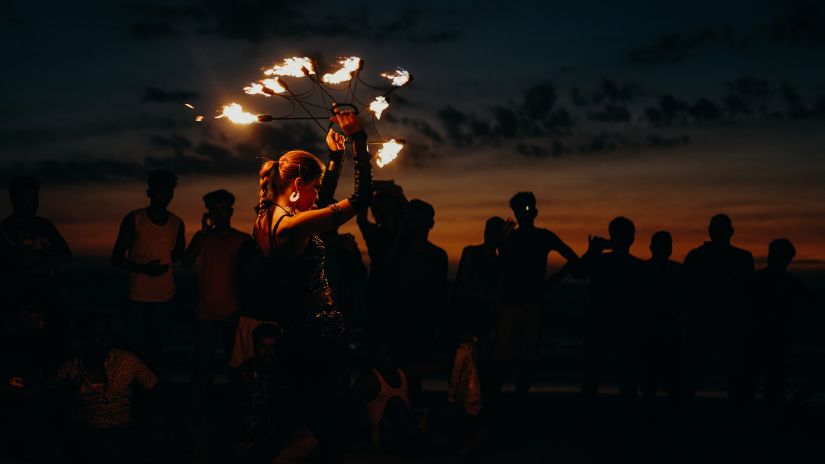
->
xmin=682 ymin=214 xmax=753 ymax=404
xmin=394 ymin=199 xmax=448 ymax=366
xmin=495 ymin=192 xmax=577 ymax=404
xmin=319 ymin=229 xmax=367 ymax=321
xmin=639 ymin=231 xmax=683 ymax=404
xmin=111 ymin=169 xmax=185 ymax=370
xmin=182 ymin=189 xmax=251 ymax=389
xmin=454 ymin=217 xmax=506 ymax=342
xmin=454 ymin=217 xmax=506 ymax=406
xmin=743 ymin=239 xmax=813 ymax=420
xmin=358 ymin=181 xmax=408 ymax=354
xmin=1 ymin=176 xmax=72 ymax=314
xmin=0 ymin=176 xmax=72 ymax=380
xmin=574 ymin=217 xmax=644 ymax=421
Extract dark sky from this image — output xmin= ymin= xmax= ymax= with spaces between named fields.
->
xmin=2 ymin=0 xmax=825 ymax=267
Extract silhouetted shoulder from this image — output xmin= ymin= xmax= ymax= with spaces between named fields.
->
xmin=426 ymin=242 xmax=448 ymax=262
xmin=541 ymin=228 xmax=563 ymax=246
xmin=230 ymin=228 xmax=253 ymax=241
xmin=730 ymin=244 xmax=754 ymax=262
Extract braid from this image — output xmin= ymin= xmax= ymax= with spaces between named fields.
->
xmin=256 ymin=160 xmax=277 ymax=214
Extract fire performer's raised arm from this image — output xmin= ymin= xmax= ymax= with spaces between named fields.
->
xmin=262 ymin=110 xmax=372 ymax=258
xmin=316 ymin=129 xmax=346 ymax=208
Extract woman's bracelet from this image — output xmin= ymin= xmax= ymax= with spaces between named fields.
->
xmin=329 ymin=203 xmax=345 ymax=225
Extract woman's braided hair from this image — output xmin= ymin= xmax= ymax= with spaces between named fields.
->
xmin=256 ymin=150 xmax=325 ymax=214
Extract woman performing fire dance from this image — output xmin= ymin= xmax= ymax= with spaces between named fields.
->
xmin=234 ymin=107 xmax=372 ymax=462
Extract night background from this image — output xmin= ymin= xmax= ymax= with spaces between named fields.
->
xmin=3 ymin=0 xmax=825 ymax=266
xmin=2 ymin=0 xmax=825 ymax=462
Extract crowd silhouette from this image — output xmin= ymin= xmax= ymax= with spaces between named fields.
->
xmin=1 ymin=117 xmax=823 ymax=462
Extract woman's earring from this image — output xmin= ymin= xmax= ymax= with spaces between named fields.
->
xmin=289 ymin=190 xmax=300 ymax=203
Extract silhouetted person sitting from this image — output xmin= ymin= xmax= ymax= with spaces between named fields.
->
xmin=573 ymin=216 xmax=644 ymax=421
xmin=682 ymin=214 xmax=753 ymax=404
xmin=111 ymin=169 xmax=185 ymax=370
xmin=639 ymin=231 xmax=684 ymax=404
xmin=350 ymin=344 xmax=420 ymax=455
xmin=494 ymin=192 xmax=577 ymax=405
xmin=743 ymin=239 xmax=814 ymax=420
xmin=182 ymin=189 xmax=251 ymax=391
xmin=235 ymin=324 xmax=314 ymax=461
xmin=1 ymin=176 xmax=72 ymax=381
xmin=55 ymin=314 xmax=157 ymax=463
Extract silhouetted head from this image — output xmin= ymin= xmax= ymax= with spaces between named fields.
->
xmin=649 ymin=230 xmax=673 ymax=261
xmin=77 ymin=313 xmax=112 ymax=364
xmin=252 ymin=323 xmax=282 ymax=365
xmin=509 ymin=192 xmax=537 ymax=227
xmin=608 ymin=216 xmax=635 ymax=250
xmin=484 ymin=216 xmax=506 ymax=246
xmin=371 ymin=182 xmax=408 ymax=229
xmin=146 ymin=169 xmax=178 ymax=209
xmin=768 ymin=238 xmax=795 ymax=271
xmin=406 ymin=199 xmax=435 ymax=240
xmin=203 ymin=189 xmax=235 ymax=229
xmin=9 ymin=176 xmax=39 ymax=218
xmin=708 ymin=214 xmax=733 ymax=244
xmin=261 ymin=151 xmax=325 ymax=212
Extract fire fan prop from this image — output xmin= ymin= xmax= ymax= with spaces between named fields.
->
xmin=215 ymin=56 xmax=412 ymax=168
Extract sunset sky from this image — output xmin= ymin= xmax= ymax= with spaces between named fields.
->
xmin=2 ymin=0 xmax=824 ymax=272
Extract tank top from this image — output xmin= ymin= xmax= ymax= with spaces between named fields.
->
xmin=246 ymin=206 xmax=333 ymax=322
xmin=128 ymin=208 xmax=180 ymax=302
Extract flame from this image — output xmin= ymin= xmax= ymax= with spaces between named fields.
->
xmin=215 ymin=103 xmax=258 ymax=125
xmin=322 ymin=57 xmax=362 ymax=84
xmin=244 ymin=83 xmax=267 ymax=96
xmin=381 ymin=68 xmax=411 ymax=87
xmin=263 ymin=57 xmax=315 ymax=77
xmin=369 ymin=96 xmax=389 ymax=120
xmin=376 ymin=139 xmax=403 ymax=168
xmin=195 ymin=115 xmax=204 ymax=122
xmin=184 ymin=103 xmax=195 ymax=109
xmin=244 ymin=78 xmax=286 ymax=97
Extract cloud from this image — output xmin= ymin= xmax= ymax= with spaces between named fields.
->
xmin=128 ymin=1 xmax=464 ymax=44
xmin=0 ymin=156 xmax=144 ymax=185
xmin=587 ymin=104 xmax=632 ymax=123
xmin=627 ymin=27 xmax=735 ymax=64
xmin=0 ymin=120 xmax=325 ymax=185
xmin=688 ymin=98 xmax=722 ymax=122
xmin=644 ymin=94 xmax=689 ymax=126
xmin=627 ymin=2 xmax=825 ymax=65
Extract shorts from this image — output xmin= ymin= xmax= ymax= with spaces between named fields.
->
xmin=494 ymin=303 xmax=542 ymax=362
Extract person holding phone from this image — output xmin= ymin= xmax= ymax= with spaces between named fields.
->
xmin=182 ymin=189 xmax=251 ymax=394
xmin=111 ymin=169 xmax=185 ymax=370
xmin=572 ymin=216 xmax=645 ymax=423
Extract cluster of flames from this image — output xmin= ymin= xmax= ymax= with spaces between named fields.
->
xmin=214 ymin=56 xmax=411 ymax=168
